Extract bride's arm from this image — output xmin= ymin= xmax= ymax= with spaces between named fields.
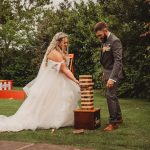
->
xmin=47 ymin=50 xmax=79 ymax=84
xmin=60 ymin=64 xmax=79 ymax=84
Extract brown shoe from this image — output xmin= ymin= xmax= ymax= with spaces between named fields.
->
xmin=103 ymin=124 xmax=119 ymax=131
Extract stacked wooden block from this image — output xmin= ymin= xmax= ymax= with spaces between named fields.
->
xmin=74 ymin=75 xmax=101 ymax=130
xmin=79 ymin=75 xmax=94 ymax=110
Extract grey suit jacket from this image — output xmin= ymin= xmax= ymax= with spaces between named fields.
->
xmin=100 ymin=33 xmax=123 ymax=81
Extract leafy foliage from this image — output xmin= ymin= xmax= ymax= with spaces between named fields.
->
xmin=0 ymin=0 xmax=149 ymax=99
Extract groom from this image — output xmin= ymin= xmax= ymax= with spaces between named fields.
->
xmin=94 ymin=22 xmax=123 ymax=131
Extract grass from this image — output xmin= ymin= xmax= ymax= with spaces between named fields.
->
xmin=0 ymin=91 xmax=150 ymax=150
xmin=13 ymin=87 xmax=23 ymax=90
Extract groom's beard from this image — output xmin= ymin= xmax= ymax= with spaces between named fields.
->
xmin=100 ymin=34 xmax=107 ymax=43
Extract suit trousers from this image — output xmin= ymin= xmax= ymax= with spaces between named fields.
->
xmin=104 ymin=80 xmax=122 ymax=124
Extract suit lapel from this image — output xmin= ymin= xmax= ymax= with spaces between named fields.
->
xmin=106 ymin=33 xmax=113 ymax=44
xmin=100 ymin=43 xmax=104 ymax=58
xmin=100 ymin=33 xmax=113 ymax=60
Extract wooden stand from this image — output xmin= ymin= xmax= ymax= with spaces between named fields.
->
xmin=74 ymin=108 xmax=101 ymax=130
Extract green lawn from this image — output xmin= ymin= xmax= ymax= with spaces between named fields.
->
xmin=0 ymin=91 xmax=150 ymax=150
xmin=13 ymin=86 xmax=23 ymax=90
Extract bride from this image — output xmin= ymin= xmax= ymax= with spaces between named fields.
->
xmin=0 ymin=32 xmax=80 ymax=132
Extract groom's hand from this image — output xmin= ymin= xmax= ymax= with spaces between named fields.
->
xmin=106 ymin=79 xmax=114 ymax=88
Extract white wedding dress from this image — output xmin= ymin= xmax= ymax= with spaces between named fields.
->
xmin=0 ymin=60 xmax=80 ymax=132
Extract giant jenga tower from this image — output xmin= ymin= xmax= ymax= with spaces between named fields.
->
xmin=74 ymin=75 xmax=100 ymax=130
xmin=79 ymin=75 xmax=94 ymax=110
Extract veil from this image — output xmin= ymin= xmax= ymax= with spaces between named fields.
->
xmin=23 ymin=32 xmax=68 ymax=95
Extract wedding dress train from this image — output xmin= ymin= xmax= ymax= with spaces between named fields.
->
xmin=0 ymin=60 xmax=80 ymax=132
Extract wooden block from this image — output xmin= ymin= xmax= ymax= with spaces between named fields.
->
xmin=81 ymin=108 xmax=94 ymax=110
xmin=79 ymin=79 xmax=93 ymax=82
xmin=81 ymin=98 xmax=94 ymax=101
xmin=74 ymin=108 xmax=101 ymax=129
xmin=73 ymin=129 xmax=85 ymax=134
xmin=81 ymin=93 xmax=93 ymax=95
xmin=80 ymin=82 xmax=94 ymax=86
xmin=81 ymin=105 xmax=94 ymax=109
xmin=81 ymin=97 xmax=93 ymax=100
xmin=81 ymin=93 xmax=93 ymax=97
xmin=81 ymin=100 xmax=93 ymax=102
xmin=81 ymin=104 xmax=94 ymax=106
xmin=79 ymin=75 xmax=92 ymax=78
xmin=81 ymin=97 xmax=93 ymax=99
xmin=81 ymin=102 xmax=94 ymax=105
xmin=81 ymin=87 xmax=93 ymax=90
xmin=81 ymin=102 xmax=93 ymax=104
xmin=81 ymin=106 xmax=94 ymax=109
xmin=81 ymin=90 xmax=94 ymax=93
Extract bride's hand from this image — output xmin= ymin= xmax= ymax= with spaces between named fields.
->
xmin=75 ymin=79 xmax=79 ymax=85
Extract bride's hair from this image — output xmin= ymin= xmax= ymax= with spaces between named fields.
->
xmin=45 ymin=32 xmax=68 ymax=66
xmin=24 ymin=32 xmax=69 ymax=93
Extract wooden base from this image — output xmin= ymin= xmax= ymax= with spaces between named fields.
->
xmin=74 ymin=108 xmax=101 ymax=130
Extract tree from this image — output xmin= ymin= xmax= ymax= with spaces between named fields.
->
xmin=98 ymin=0 xmax=150 ymax=99
xmin=0 ymin=0 xmax=149 ymax=99
xmin=0 ymin=0 xmax=52 ymax=86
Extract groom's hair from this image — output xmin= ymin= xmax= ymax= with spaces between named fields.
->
xmin=94 ymin=22 xmax=108 ymax=32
